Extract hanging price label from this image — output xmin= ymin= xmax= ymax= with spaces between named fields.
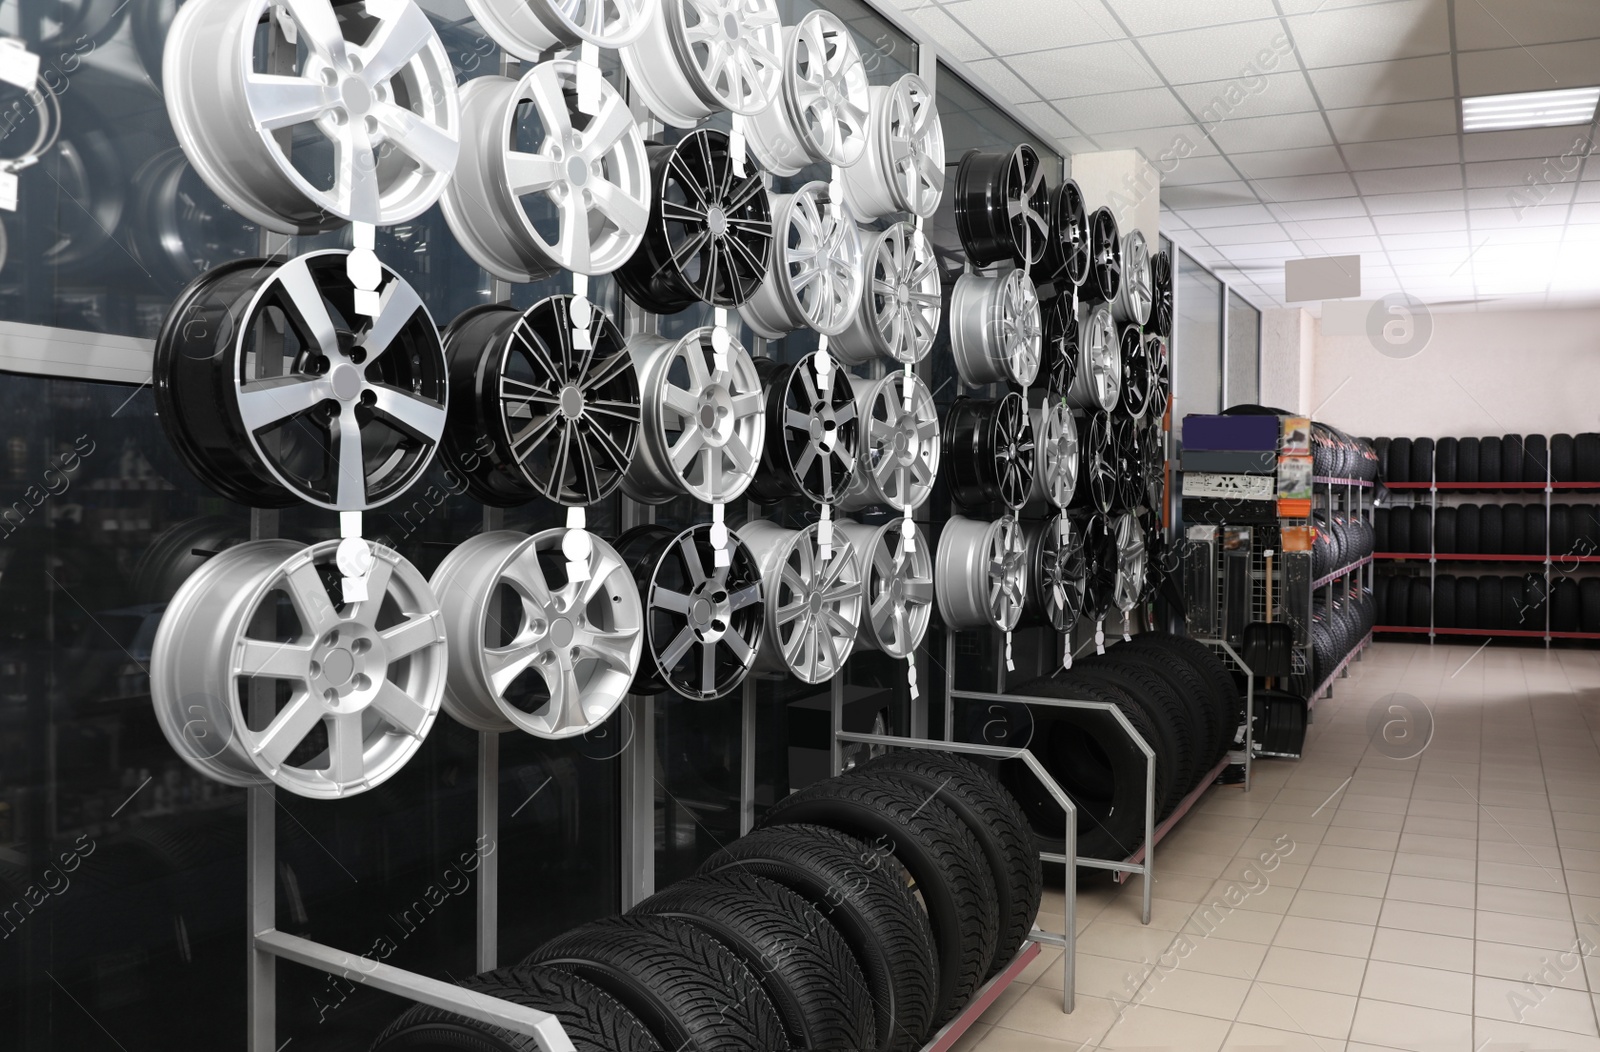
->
xmin=349 ymin=222 xmax=380 ymax=317
xmin=0 ymin=170 xmax=17 ymax=212
xmin=576 ymin=42 xmax=601 ymax=116
xmin=902 ymin=510 xmax=917 ymax=552
xmin=1005 ymin=631 xmax=1015 ymax=672
xmin=906 ymin=656 xmax=919 ymax=699
xmin=1095 ymin=620 xmax=1106 ymax=656
xmin=818 ymin=505 xmax=834 ymax=562
xmin=711 ymin=318 xmax=730 ymax=375
xmin=711 ymin=502 xmax=730 ymax=568
xmin=0 ymin=41 xmax=39 ymax=91
xmin=337 ymin=513 xmax=373 ymax=604
xmin=564 ymin=507 xmax=593 ymax=583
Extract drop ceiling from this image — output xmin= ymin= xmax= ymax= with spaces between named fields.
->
xmin=885 ymin=0 xmax=1600 ymax=313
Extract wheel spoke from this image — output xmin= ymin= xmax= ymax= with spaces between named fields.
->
xmin=659 ymin=624 xmax=696 ymax=669
xmin=237 ymin=376 xmax=334 ymax=433
xmin=327 ymin=712 xmax=366 ymax=784
xmin=373 ymin=103 xmax=456 ymax=175
xmin=334 ymin=119 xmax=382 ymax=225
xmin=371 ymin=681 xmax=430 ymax=737
xmin=380 ymin=615 xmax=442 ymax=660
xmin=356 ymin=2 xmax=435 ymax=86
xmin=246 ymin=73 xmax=330 ymax=130
xmin=358 ymin=279 xmax=426 ymax=362
xmin=253 ymin=694 xmax=323 ymax=769
xmin=277 ymin=0 xmax=349 ymax=64
xmin=369 ymin=386 xmax=446 ymax=443
xmin=239 ymin=639 xmax=315 ymax=680
xmin=333 ymin=406 xmax=368 ymax=508
xmin=484 ymin=644 xmax=539 ymax=695
xmin=590 ymin=176 xmax=649 ymax=236
xmin=507 ymin=151 xmax=563 ymax=196
xmin=284 ymin=563 xmax=339 ymax=633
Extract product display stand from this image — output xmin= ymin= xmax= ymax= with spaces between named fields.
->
xmin=1310 ymin=476 xmax=1374 ymax=702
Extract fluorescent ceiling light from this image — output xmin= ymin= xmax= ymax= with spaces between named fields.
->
xmin=1462 ymin=87 xmax=1600 ymax=132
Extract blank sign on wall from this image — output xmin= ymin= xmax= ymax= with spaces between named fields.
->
xmin=1286 ymin=255 xmax=1362 ymax=303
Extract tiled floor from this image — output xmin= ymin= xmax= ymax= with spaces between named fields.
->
xmin=958 ymin=642 xmax=1600 ymax=1052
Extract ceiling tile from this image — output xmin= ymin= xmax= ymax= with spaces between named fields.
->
xmin=1363 ymin=189 xmax=1468 ymax=214
xmin=1095 ymin=125 xmax=1221 ymax=161
xmin=1252 ymin=172 xmax=1360 ymax=201
xmin=1222 ymin=240 xmax=1302 ymax=260
xmin=1480 ymin=225 xmax=1567 ymax=244
xmin=1013 ymin=41 xmax=1163 ymax=98
xmin=1181 ymin=203 xmax=1281 ymax=227
xmin=949 ymin=0 xmax=1124 ymax=55
xmin=1207 ymin=111 xmax=1336 ymax=152
xmin=1296 ymin=235 xmax=1385 ymax=254
xmin=1456 ymin=39 xmax=1600 ymax=96
xmin=1230 ymin=145 xmax=1348 ymax=179
xmin=1327 ymin=100 xmax=1459 ymax=143
xmin=906 ymin=3 xmax=989 ymax=63
xmin=1462 ymin=127 xmax=1598 ymax=163
xmin=1159 ymin=156 xmax=1243 ymax=186
xmin=1267 ymin=197 xmax=1371 ymax=221
xmin=1341 ymin=136 xmax=1461 ymax=171
xmin=1305 ymin=55 xmax=1456 ymax=109
xmin=1468 ymin=207 xmax=1567 ymax=229
xmin=1171 ymin=71 xmax=1320 ymax=120
xmin=1353 ymin=165 xmax=1464 ymax=195
xmin=1014 ymin=100 xmax=1080 ymax=141
xmin=1161 ymin=181 xmax=1258 ymax=209
xmin=1464 ymin=159 xmax=1566 ymax=190
xmin=1199 ymin=223 xmax=1291 ymax=246
xmin=1464 ymin=184 xmax=1575 ymax=210
xmin=1373 ymin=212 xmax=1470 ymax=234
xmin=1284 ymin=1 xmax=1450 ymax=68
xmin=1386 ymin=246 xmax=1468 ymax=265
xmin=1101 ymin=0 xmax=1279 ymax=36
xmin=960 ymin=58 xmax=1039 ymax=105
xmin=1276 ymin=216 xmax=1378 ymax=238
xmin=1574 ymin=183 xmax=1600 ymax=203
xmin=1455 ymin=0 xmax=1600 ymax=50
xmin=1055 ymin=87 xmax=1193 ymax=134
xmin=1381 ymin=231 xmax=1471 ymax=251
xmin=1136 ymin=19 xmax=1294 ymax=85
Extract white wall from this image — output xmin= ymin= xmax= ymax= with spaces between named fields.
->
xmin=1260 ymin=307 xmax=1316 ymax=414
xmin=1070 ymin=150 xmax=1160 ymax=244
xmin=1303 ymin=306 xmax=1600 ymax=438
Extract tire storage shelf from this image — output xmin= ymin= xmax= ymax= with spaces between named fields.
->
xmin=1310 ymin=475 xmax=1377 ymax=700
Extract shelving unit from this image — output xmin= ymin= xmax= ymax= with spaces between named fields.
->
xmin=1306 ymin=476 xmax=1375 ymax=701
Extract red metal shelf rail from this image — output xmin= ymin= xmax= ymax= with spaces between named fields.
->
xmin=1311 ymin=632 xmax=1372 ymax=703
xmin=1315 ymin=477 xmax=1374 ymax=487
xmin=1381 ymin=481 xmax=1600 ymax=491
xmin=921 ymin=943 xmax=1043 ymax=1052
xmin=1375 ymin=553 xmax=1548 ymax=562
xmin=1375 ymin=626 xmax=1551 ymax=639
xmin=1114 ymin=752 xmax=1234 ymax=884
xmin=1313 ymin=556 xmax=1373 ymax=589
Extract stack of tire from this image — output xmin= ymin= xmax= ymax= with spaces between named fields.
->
xmin=1377 ymin=503 xmax=1568 ymax=557
xmin=1377 ymin=574 xmax=1550 ymax=634
xmin=1377 ymin=433 xmax=1600 ymax=485
xmin=994 ymin=634 xmax=1239 ymax=864
xmin=1314 ymin=423 xmax=1379 ymax=481
xmin=1312 ymin=512 xmax=1375 ymax=579
xmin=1308 ymin=589 xmax=1376 ymax=688
xmin=373 ymin=756 xmax=1039 ymax=1052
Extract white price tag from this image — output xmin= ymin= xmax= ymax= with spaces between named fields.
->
xmin=901 ymin=513 xmax=917 ymax=552
xmin=0 ymin=41 xmax=39 ymax=91
xmin=340 ymin=512 xmax=364 ymax=539
xmin=1095 ymin=621 xmax=1106 ymax=656
xmin=1063 ymin=636 xmax=1073 ymax=670
xmin=341 ymin=575 xmax=370 ymax=604
xmin=818 ymin=507 xmax=834 ymax=561
xmin=710 ymin=322 xmax=730 ymax=374
xmin=563 ymin=518 xmax=593 ymax=583
xmin=354 ymin=289 xmax=381 ymax=317
xmin=902 ymin=365 xmax=915 ymax=412
xmin=0 ymin=170 xmax=17 ymax=213
xmin=712 ymin=503 xmax=730 ymax=567
xmin=1123 ymin=612 xmax=1132 ymax=643
xmin=1005 ymin=631 xmax=1015 ymax=672
xmin=906 ymin=658 xmax=919 ymax=699
xmin=730 ymin=114 xmax=747 ymax=177
xmin=351 ymin=221 xmax=376 ymax=251
xmin=348 ymin=247 xmax=381 ymax=291
xmin=576 ymin=44 xmax=602 ymax=116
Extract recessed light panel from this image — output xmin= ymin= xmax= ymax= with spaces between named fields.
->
xmin=1462 ymin=88 xmax=1600 ymax=132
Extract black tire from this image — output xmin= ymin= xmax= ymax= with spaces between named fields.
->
xmin=1412 ymin=507 xmax=1432 ymax=555
xmin=1501 ymin=435 xmax=1524 ymax=484
xmin=630 ymin=872 xmax=875 ymax=1052
xmin=1435 ymin=437 xmax=1457 ymax=484
xmin=700 ymin=824 xmax=938 ymax=1052
xmin=1581 ymin=435 xmax=1600 ymax=482
xmin=1408 ymin=579 xmax=1431 ymax=629
xmin=1501 ymin=575 xmax=1528 ymax=631
xmin=1503 ymin=504 xmax=1525 ymax=560
xmin=760 ymin=773 xmax=999 ymax=1025
xmin=1387 ymin=576 xmax=1411 ymax=627
xmin=1375 ymin=576 xmax=1389 ymax=623
xmin=1552 ymin=578 xmax=1581 ymax=633
xmin=1435 ymin=507 xmax=1457 ymax=554
xmin=1481 ymin=504 xmax=1503 ymax=556
xmin=1582 ymin=578 xmax=1600 ymax=634
xmin=1411 ymin=437 xmax=1435 ymax=484
xmin=1375 ymin=508 xmax=1391 ymax=552
xmin=1479 ymin=576 xmax=1503 ymax=631
xmin=1552 ymin=434 xmax=1576 ymax=483
xmin=1576 ymin=505 xmax=1600 ymax=554
xmin=372 ymin=966 xmax=659 ymax=1052
xmin=1074 ymin=658 xmax=1197 ymax=809
xmin=1122 ymin=632 xmax=1239 ymax=761
xmin=518 ymin=914 xmax=787 ymax=1052
xmin=1099 ymin=651 xmax=1220 ymax=784
xmin=1000 ymin=670 xmax=1171 ymax=863
xmin=1434 ymin=575 xmax=1457 ymax=629
xmin=1457 ymin=437 xmax=1480 ymax=484
xmin=1457 ymin=576 xmax=1479 ymax=629
xmin=1387 ymin=437 xmax=1412 ymax=484
xmin=847 ymin=752 xmax=1041 ymax=980
xmin=1390 ymin=506 xmax=1412 ymax=554
xmin=1524 ymin=434 xmax=1548 ymax=484
xmin=1525 ymin=505 xmax=1546 ymax=557
xmin=1551 ymin=504 xmax=1574 ymax=557
xmin=1458 ymin=503 xmax=1481 ymax=555
xmin=1480 ymin=436 xmax=1503 ymax=484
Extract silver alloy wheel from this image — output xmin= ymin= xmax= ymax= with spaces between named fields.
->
xmin=743 ymin=521 xmax=863 ymax=684
xmin=746 ymin=10 xmax=870 ymax=175
xmin=841 ymin=74 xmax=945 ymax=220
xmin=935 ymin=516 xmax=1027 ymax=632
xmin=151 ymin=539 xmax=446 ymax=798
xmin=739 ymin=182 xmax=864 ymax=338
xmin=838 ymin=520 xmax=933 ymax=659
xmin=464 ymin=0 xmax=655 ymax=58
xmin=443 ymin=62 xmax=650 ymax=281
xmin=620 ymin=0 xmax=782 ymax=128
xmin=832 ymin=222 xmax=942 ymax=366
xmin=950 ymin=268 xmax=1043 ymax=388
xmin=622 ymin=328 xmax=766 ymax=504
xmin=1112 ymin=511 xmax=1148 ymax=615
xmin=837 ymin=372 xmax=940 ymax=512
xmin=164 ymin=0 xmax=460 ymax=233
xmin=1023 ymin=515 xmax=1087 ymax=632
xmin=432 ymin=530 xmax=643 ymax=739
xmin=1147 ymin=335 xmax=1171 ymax=422
xmin=1067 ymin=303 xmax=1121 ymax=413
xmin=1030 ymin=402 xmax=1080 ymax=510
xmin=1112 ymin=229 xmax=1153 ymax=326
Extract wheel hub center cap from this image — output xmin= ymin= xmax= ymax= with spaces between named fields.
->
xmin=690 ymin=598 xmax=713 ymax=627
xmin=341 ymin=77 xmax=373 ymax=116
xmin=323 ymin=648 xmax=355 ymax=686
xmin=550 ymin=618 xmax=576 ymax=649
xmin=706 ymin=206 xmax=729 ymax=237
xmin=896 ymin=284 xmax=910 ymax=306
xmin=700 ymin=384 xmax=733 ymax=444
xmin=723 ymin=13 xmax=740 ymax=39
xmin=566 ymin=156 xmax=590 ymax=187
xmin=331 ymin=363 xmax=363 ymax=401
xmin=559 ymin=385 xmax=585 ymax=419
xmin=807 ymin=591 xmax=823 ymax=617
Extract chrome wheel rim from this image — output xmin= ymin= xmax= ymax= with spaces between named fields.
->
xmin=832 ymin=222 xmax=942 ymax=366
xmin=1113 ymin=512 xmax=1148 ymax=614
xmin=953 ymin=144 xmax=1050 ymax=268
xmin=839 ymin=520 xmax=933 ymax=659
xmin=1072 ymin=411 xmax=1117 ymax=515
xmin=935 ymin=516 xmax=1026 ymax=632
xmin=747 ymin=10 xmax=870 ymax=174
xmin=163 ymin=0 xmax=459 ymax=233
xmin=1024 ymin=516 xmax=1086 ymax=632
xmin=621 ymin=0 xmax=782 ymax=126
xmin=944 ymin=393 xmax=1036 ymax=512
xmin=841 ymin=74 xmax=945 ymax=220
xmin=752 ymin=352 xmax=859 ymax=505
xmin=464 ymin=0 xmax=654 ymax=57
xmin=744 ymin=521 xmax=863 ymax=684
xmin=1083 ymin=207 xmax=1122 ymax=304
xmin=838 ymin=372 xmax=940 ymax=512
xmin=617 ymin=524 xmax=764 ymax=701
xmin=433 ymin=530 xmax=642 ymax=739
xmin=622 ymin=328 xmax=765 ymax=504
xmin=440 ymin=296 xmax=639 ymax=507
xmin=151 ymin=539 xmax=445 ymax=798
xmin=1067 ymin=304 xmax=1121 ymax=413
xmin=740 ymin=182 xmax=864 ymax=338
xmin=1030 ymin=402 xmax=1080 ymax=510
xmin=443 ymin=64 xmax=649 ymax=282
xmin=950 ymin=268 xmax=1042 ymax=388
xmin=1113 ymin=229 xmax=1152 ymax=326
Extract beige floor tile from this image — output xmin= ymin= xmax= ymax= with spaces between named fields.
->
xmin=1333 ymin=809 xmax=1407 ymax=832
xmin=1377 ymin=899 xmax=1476 ymax=938
xmin=995 ymin=985 xmax=1118 ymax=1043
xmin=1475 ymin=1016 xmax=1600 ymax=1052
xmin=1401 ymin=816 xmax=1480 ymax=839
xmin=1273 ymin=916 xmax=1377 ymax=958
xmin=1321 ymin=827 xmax=1402 ymax=851
xmin=1237 ymin=983 xmax=1358 ymax=1040
xmin=1101 ymin=1005 xmax=1233 ymax=1052
xmin=1186 ymin=905 xmax=1285 ymax=946
xmin=1477 ymin=911 xmax=1580 ymax=950
xmin=1396 ymin=834 xmax=1478 ymax=860
xmin=1078 ymin=920 xmax=1187 ymax=963
xmin=1312 ymin=845 xmax=1397 ymax=873
xmin=1221 ymin=1022 xmax=1347 ymax=1052
xmin=1153 ymin=872 xmax=1232 ymax=904
xmin=1094 ymin=895 xmax=1202 ymax=932
xmin=1476 ymin=884 xmax=1573 ymax=921
xmin=1477 ymin=841 xmax=1563 ymax=868
xmin=1348 ymin=999 xmax=1473 ymax=1052
xmin=1475 ymin=940 xmax=1591 ymax=991
xmin=950 ymin=1021 xmax=991 ymax=1052
xmin=1388 ymin=852 xmax=1475 ymax=884
xmin=1134 ymin=968 xmax=1252 ymax=1021
xmin=1256 ymin=946 xmax=1370 ymax=995
xmin=1017 ymin=944 xmax=1066 ymax=985
xmin=1358 ymin=960 xmax=1472 ymax=1014
xmin=1368 ymin=928 xmax=1476 ymax=973
xmin=1384 ymin=874 xmax=1476 ymax=908
xmin=1205 ymin=878 xmax=1298 ymax=915
xmin=1478 ymin=860 xmax=1568 ymax=893
xmin=1175 ymin=936 xmax=1270 ymax=982
xmin=1161 ymin=850 xmax=1237 ymax=880
xmin=978 ymin=983 xmax=1029 ymax=1028
xmin=975 ymin=1027 xmax=1095 ymax=1052
xmin=1299 ymin=866 xmax=1392 ymax=898
xmin=1475 ymin=976 xmax=1600 ymax=1035
xmin=1291 ymin=889 xmax=1385 ymax=925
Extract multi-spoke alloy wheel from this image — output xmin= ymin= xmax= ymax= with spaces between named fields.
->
xmin=151 ymin=539 xmax=445 ymax=798
xmin=1030 ymin=401 xmax=1079 ymax=510
xmin=1078 ymin=512 xmax=1118 ymax=623
xmin=740 ymin=182 xmax=864 ymax=338
xmin=747 ymin=10 xmax=870 ymax=175
xmin=465 ymin=0 xmax=654 ymax=58
xmin=954 ymin=145 xmax=1051 ymax=268
xmin=1148 ymin=251 xmax=1174 ymax=338
xmin=1112 ymin=229 xmax=1153 ymax=326
xmin=832 ymin=221 xmax=942 ymax=366
xmin=950 ymin=268 xmax=1043 ymax=388
xmin=1066 ymin=303 xmax=1121 ymax=413
xmin=164 ymin=0 xmax=460 ymax=233
xmin=621 ymin=0 xmax=783 ymax=127
xmin=837 ymin=372 xmax=940 ymax=512
xmin=1082 ymin=207 xmax=1122 ymax=306
xmin=1112 ymin=414 xmax=1146 ymax=512
xmin=615 ymin=130 xmax=772 ymax=314
xmin=1147 ymin=334 xmax=1171 ymax=422
xmin=1071 ymin=410 xmax=1116 ymax=516
xmin=944 ymin=393 xmax=1036 ymax=512
xmin=1040 ymin=293 xmax=1080 ymax=399
xmin=838 ymin=520 xmax=933 ymax=659
xmin=441 ymin=296 xmax=639 ymax=507
xmin=1041 ymin=180 xmax=1089 ymax=289
xmin=1118 ymin=323 xmax=1153 ymax=421
xmin=1142 ymin=422 xmax=1166 ymax=512
xmin=622 ymin=328 xmax=766 ymax=504
xmin=935 ymin=516 xmax=1027 ymax=632
xmin=443 ymin=62 xmax=650 ymax=282
xmin=750 ymin=352 xmax=859 ymax=505
xmin=1023 ymin=516 xmax=1086 ymax=632
xmin=615 ymin=524 xmax=764 ymax=701
xmin=840 ymin=74 xmax=945 ymax=220
xmin=743 ymin=521 xmax=863 ymax=684
xmin=154 ymin=251 xmax=447 ymax=511
xmin=433 ymin=530 xmax=643 ymax=739
xmin=1112 ymin=511 xmax=1148 ymax=616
